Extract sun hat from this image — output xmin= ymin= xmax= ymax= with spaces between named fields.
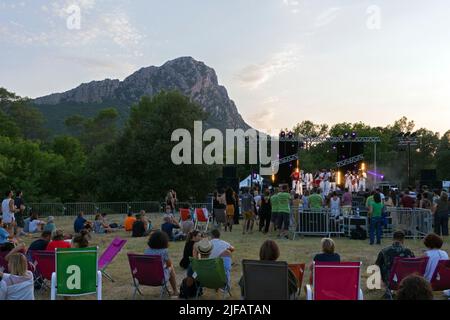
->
xmin=48 ymin=216 xmax=55 ymax=223
xmin=196 ymin=239 xmax=213 ymax=256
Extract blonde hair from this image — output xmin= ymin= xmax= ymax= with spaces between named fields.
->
xmin=8 ymin=253 xmax=28 ymax=276
xmin=321 ymin=238 xmax=335 ymax=254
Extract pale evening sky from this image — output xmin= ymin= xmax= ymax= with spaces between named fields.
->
xmin=1 ymin=0 xmax=449 ymax=134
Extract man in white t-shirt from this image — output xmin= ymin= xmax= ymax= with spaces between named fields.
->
xmin=209 ymin=229 xmax=235 ymax=286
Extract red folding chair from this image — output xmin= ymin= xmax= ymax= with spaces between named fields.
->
xmin=179 ymin=208 xmax=192 ymax=222
xmin=98 ymin=237 xmax=127 ymax=282
xmin=306 ymin=261 xmax=363 ymax=300
xmin=431 ymin=260 xmax=450 ymax=291
xmin=31 ymin=250 xmax=55 ymax=290
xmin=195 ymin=208 xmax=210 ymax=232
xmin=388 ymin=256 xmax=429 ymax=291
xmin=288 ymin=263 xmax=306 ymax=298
xmin=127 ymin=253 xmax=170 ymax=299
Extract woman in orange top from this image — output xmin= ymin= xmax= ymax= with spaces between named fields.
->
xmin=124 ymin=213 xmax=137 ymax=232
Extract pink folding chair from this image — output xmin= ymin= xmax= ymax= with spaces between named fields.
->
xmin=388 ymin=256 xmax=429 ymax=292
xmin=306 ymin=262 xmax=363 ymax=300
xmin=0 ymin=251 xmax=9 ymax=273
xmin=195 ymin=208 xmax=210 ymax=232
xmin=127 ymin=253 xmax=170 ymax=299
xmin=431 ymin=260 xmax=450 ymax=291
xmin=98 ymin=237 xmax=127 ymax=282
xmin=31 ymin=250 xmax=55 ymax=290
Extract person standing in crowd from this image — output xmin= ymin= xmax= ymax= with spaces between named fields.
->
xmin=269 ymin=187 xmax=280 ymax=233
xmin=2 ymin=190 xmax=19 ymax=237
xmin=422 ymin=233 xmax=449 ymax=282
xmin=420 ymin=192 xmax=432 ymax=210
xmin=233 ymin=191 xmax=240 ymax=226
xmin=368 ymin=193 xmax=384 ymax=245
xmin=145 ymin=230 xmax=179 ymax=296
xmin=432 ymin=191 xmax=449 ymax=236
xmin=329 ymin=192 xmax=341 ymax=218
xmin=291 ymin=193 xmax=301 ymax=232
xmin=225 ymin=188 xmax=235 ymax=232
xmin=375 ymin=231 xmax=415 ymax=286
xmin=241 ymin=188 xmax=255 ymax=235
xmin=13 ymin=191 xmax=25 ymax=237
xmin=259 ymin=190 xmax=272 ymax=234
xmin=308 ymin=188 xmax=323 ymax=209
xmin=400 ymin=190 xmax=416 ymax=209
xmin=277 ymin=184 xmax=291 ymax=239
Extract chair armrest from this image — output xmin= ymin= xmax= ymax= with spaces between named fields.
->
xmin=358 ymin=288 xmax=364 ymax=300
xmin=306 ymin=284 xmax=313 ymax=300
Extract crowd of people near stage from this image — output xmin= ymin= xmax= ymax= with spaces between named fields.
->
xmin=0 ymin=186 xmax=449 ymax=300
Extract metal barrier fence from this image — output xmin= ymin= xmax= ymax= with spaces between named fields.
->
xmin=386 ymin=207 xmax=433 ymax=239
xmin=292 ymin=209 xmax=344 ymax=240
xmin=26 ymin=201 xmax=211 ymax=218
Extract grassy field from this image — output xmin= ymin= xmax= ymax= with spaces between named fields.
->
xmin=25 ymin=214 xmax=449 ymax=300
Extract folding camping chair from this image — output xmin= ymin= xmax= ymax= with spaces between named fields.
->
xmin=190 ymin=257 xmax=231 ymax=299
xmin=288 ymin=263 xmax=305 ymax=298
xmin=31 ymin=250 xmax=55 ymax=290
xmin=98 ymin=237 xmax=127 ymax=282
xmin=242 ymin=259 xmax=290 ymax=300
xmin=179 ymin=208 xmax=192 ymax=222
xmin=51 ymin=247 xmax=102 ymax=300
xmin=386 ymin=256 xmax=429 ymax=299
xmin=127 ymin=253 xmax=170 ymax=299
xmin=431 ymin=260 xmax=450 ymax=291
xmin=195 ymin=208 xmax=210 ymax=232
xmin=306 ymin=261 xmax=364 ymax=300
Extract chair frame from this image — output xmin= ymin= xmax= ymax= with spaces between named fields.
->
xmin=288 ymin=263 xmax=306 ymax=299
xmin=190 ymin=257 xmax=232 ymax=300
xmin=98 ymin=237 xmax=127 ymax=282
xmin=306 ymin=261 xmax=364 ymax=300
xmin=127 ymin=253 xmax=170 ymax=299
xmin=386 ymin=256 xmax=429 ymax=299
xmin=194 ymin=208 xmax=210 ymax=232
xmin=431 ymin=260 xmax=450 ymax=291
xmin=31 ymin=250 xmax=55 ymax=291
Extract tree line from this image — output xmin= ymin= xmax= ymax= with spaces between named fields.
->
xmin=0 ymin=87 xmax=448 ymax=203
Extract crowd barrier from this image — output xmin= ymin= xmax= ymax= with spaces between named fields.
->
xmin=292 ymin=209 xmax=345 ymax=240
xmin=386 ymin=207 xmax=433 ymax=239
xmin=26 ymin=201 xmax=211 ymax=218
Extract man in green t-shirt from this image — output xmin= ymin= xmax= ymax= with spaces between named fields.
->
xmin=277 ymin=184 xmax=291 ymax=239
xmin=308 ymin=188 xmax=323 ymax=209
xmin=368 ymin=192 xmax=384 ymax=245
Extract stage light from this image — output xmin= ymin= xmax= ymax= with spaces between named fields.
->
xmin=351 ymin=132 xmax=357 ymax=139
xmin=404 ymin=132 xmax=411 ymax=137
xmin=271 ymin=174 xmax=275 ymax=183
xmin=332 ymin=144 xmax=337 ymax=150
xmin=410 ymin=132 xmax=417 ymax=138
xmin=361 ymin=162 xmax=366 ymax=171
xmin=280 ymin=131 xmax=286 ymax=138
xmin=337 ymin=171 xmax=341 ymax=185
xmin=287 ymin=131 xmax=294 ymax=139
xmin=344 ymin=132 xmax=350 ymax=139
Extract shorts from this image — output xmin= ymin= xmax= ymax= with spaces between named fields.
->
xmin=226 ymin=205 xmax=235 ymax=217
xmin=271 ymin=212 xmax=279 ymax=223
xmin=15 ymin=212 xmax=25 ymax=228
xmin=277 ymin=213 xmax=290 ymax=231
xmin=243 ymin=210 xmax=255 ymax=220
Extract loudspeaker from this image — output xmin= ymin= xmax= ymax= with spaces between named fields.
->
xmin=223 ymin=166 xmax=237 ymax=178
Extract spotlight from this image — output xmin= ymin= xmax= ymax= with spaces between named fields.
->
xmin=332 ymin=145 xmax=337 ymax=150
xmin=410 ymin=132 xmax=417 ymax=138
xmin=404 ymin=132 xmax=411 ymax=137
xmin=280 ymin=131 xmax=286 ymax=138
xmin=351 ymin=132 xmax=357 ymax=139
xmin=287 ymin=131 xmax=294 ymax=139
xmin=344 ymin=132 xmax=350 ymax=139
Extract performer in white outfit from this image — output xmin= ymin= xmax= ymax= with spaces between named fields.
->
xmin=330 ymin=169 xmax=337 ymax=193
xmin=351 ymin=171 xmax=358 ymax=193
xmin=358 ymin=170 xmax=367 ymax=192
xmin=319 ymin=170 xmax=325 ymax=194
xmin=323 ymin=169 xmax=331 ymax=196
xmin=345 ymin=171 xmax=352 ymax=191
xmin=305 ymin=172 xmax=313 ymax=191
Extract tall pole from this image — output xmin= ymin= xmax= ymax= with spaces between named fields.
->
xmin=408 ymin=143 xmax=411 ymax=187
xmin=374 ymin=143 xmax=377 ymax=187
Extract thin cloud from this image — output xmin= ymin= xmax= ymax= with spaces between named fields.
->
xmin=236 ymin=46 xmax=301 ymax=89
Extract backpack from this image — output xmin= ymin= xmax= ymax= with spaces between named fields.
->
xmin=179 ymin=277 xmax=202 ymax=299
xmin=350 ymin=226 xmax=367 ymax=240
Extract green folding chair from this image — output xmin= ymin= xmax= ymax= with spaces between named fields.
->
xmin=51 ymin=247 xmax=102 ymax=300
xmin=190 ymin=257 xmax=231 ymax=299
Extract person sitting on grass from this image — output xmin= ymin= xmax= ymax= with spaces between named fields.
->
xmin=0 ymin=247 xmax=34 ymax=300
xmin=46 ymin=230 xmax=71 ymax=251
xmin=161 ymin=214 xmax=183 ymax=241
xmin=26 ymin=231 xmax=52 ymax=261
xmin=74 ymin=211 xmax=92 ymax=233
xmin=123 ymin=212 xmax=136 ymax=232
xmin=43 ymin=216 xmax=56 ymax=234
xmin=93 ymin=214 xmax=115 ymax=234
xmin=396 ymin=274 xmax=433 ymax=300
xmin=72 ymin=229 xmax=90 ymax=248
xmin=422 ymin=233 xmax=449 ymax=282
xmin=179 ymin=230 xmax=202 ymax=269
xmin=375 ymin=231 xmax=415 ymax=286
xmin=132 ymin=214 xmax=149 ymax=238
xmin=0 ymin=217 xmax=11 ymax=249
xmin=144 ymin=230 xmax=179 ymax=296
xmin=28 ymin=212 xmax=45 ymax=234
xmin=238 ymin=240 xmax=298 ymax=299
xmin=140 ymin=210 xmax=152 ymax=233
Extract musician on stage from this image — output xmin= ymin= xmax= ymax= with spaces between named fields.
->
xmin=330 ymin=169 xmax=337 ymax=193
xmin=358 ymin=169 xmax=367 ymax=192
xmin=345 ymin=170 xmax=352 ymax=191
xmin=351 ymin=170 xmax=358 ymax=193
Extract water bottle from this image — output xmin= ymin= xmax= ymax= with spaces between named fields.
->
xmin=356 ymin=207 xmax=360 ymax=217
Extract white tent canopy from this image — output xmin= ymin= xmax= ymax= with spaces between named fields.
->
xmin=239 ymin=174 xmax=264 ymax=189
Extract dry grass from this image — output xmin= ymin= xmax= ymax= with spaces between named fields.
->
xmin=24 ymin=214 xmax=449 ymax=300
